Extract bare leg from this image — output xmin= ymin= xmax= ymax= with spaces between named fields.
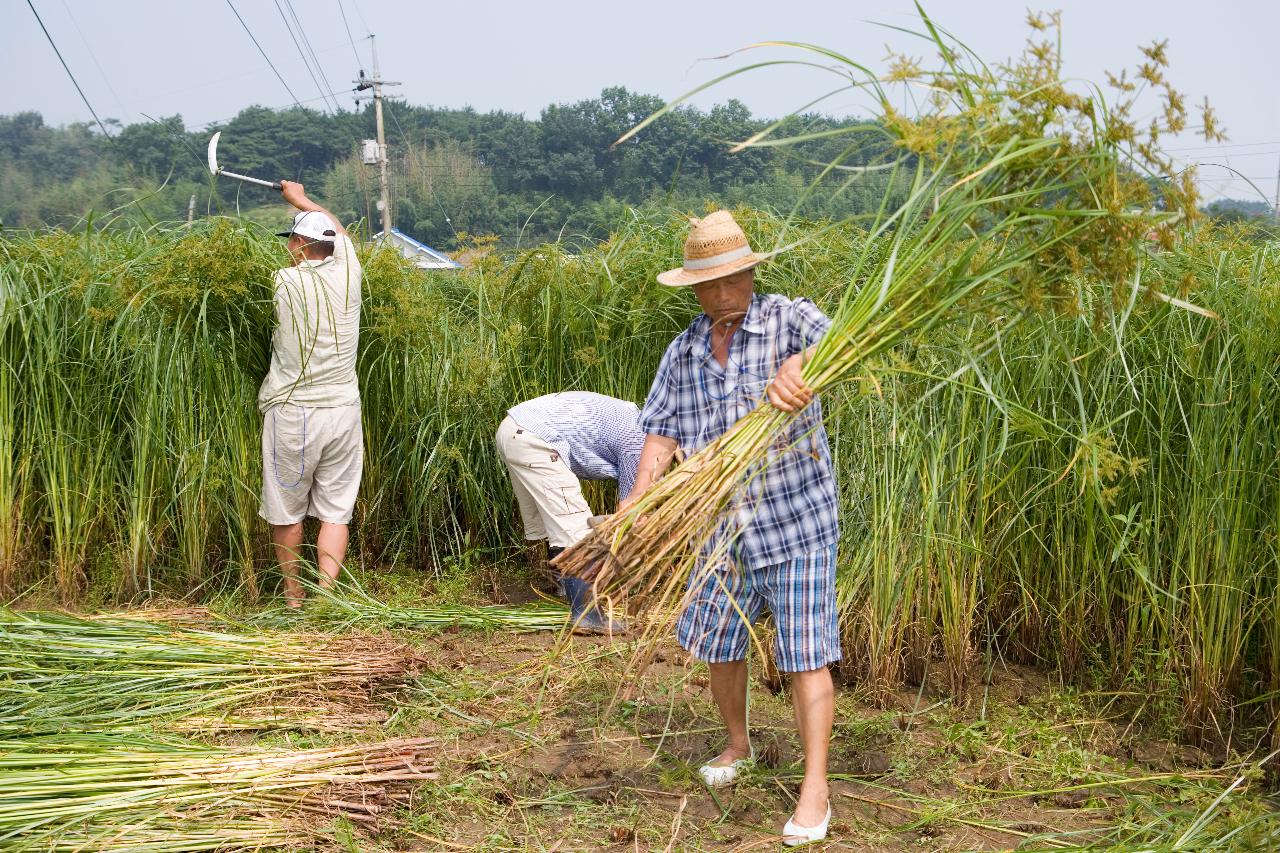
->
xmin=706 ymin=659 xmax=752 ymax=765
xmin=316 ymin=522 xmax=349 ymax=589
xmin=790 ymin=667 xmax=834 ymax=826
xmin=272 ymin=522 xmax=305 ymax=607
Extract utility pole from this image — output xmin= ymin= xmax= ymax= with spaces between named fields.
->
xmin=354 ymin=35 xmax=399 ymax=236
xmin=1273 ymin=154 xmax=1279 ymax=224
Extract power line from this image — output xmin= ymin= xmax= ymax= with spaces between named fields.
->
xmin=336 ymin=0 xmax=363 ymax=68
xmin=272 ymin=0 xmax=338 ymax=112
xmin=25 ymin=0 xmax=113 ymax=139
xmin=190 ymin=86 xmax=356 ymax=129
xmin=224 ymin=0 xmax=303 ymax=109
xmin=348 ymin=0 xmax=372 ymax=38
xmin=386 ymin=104 xmax=464 ymax=241
xmin=139 ymin=111 xmax=207 ymax=171
xmin=1191 ymin=170 xmax=1278 ymax=180
xmin=58 ymin=0 xmax=126 ymax=119
xmin=1165 ymin=139 xmax=1280 ymax=153
xmin=1171 ymin=150 xmax=1280 ymax=160
xmin=282 ymin=0 xmax=341 ymax=111
xmin=111 ymin=40 xmax=350 ymax=113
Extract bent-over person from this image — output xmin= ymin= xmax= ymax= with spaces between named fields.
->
xmin=497 ymin=391 xmax=640 ymax=635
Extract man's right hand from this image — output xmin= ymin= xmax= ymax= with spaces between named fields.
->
xmin=280 ymin=180 xmax=310 ymax=210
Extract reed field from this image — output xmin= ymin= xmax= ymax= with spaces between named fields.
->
xmin=4 ymin=11 xmax=1280 ymax=849
xmin=1 ymin=210 xmax=1278 ymax=750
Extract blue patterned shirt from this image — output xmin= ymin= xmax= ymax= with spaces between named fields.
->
xmin=508 ymin=392 xmax=644 ymax=499
xmin=639 ymin=293 xmax=838 ymax=567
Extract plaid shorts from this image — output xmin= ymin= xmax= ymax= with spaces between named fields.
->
xmin=676 ymin=544 xmax=840 ymax=672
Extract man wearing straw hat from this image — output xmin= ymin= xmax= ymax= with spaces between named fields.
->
xmin=620 ymin=210 xmax=838 ymax=845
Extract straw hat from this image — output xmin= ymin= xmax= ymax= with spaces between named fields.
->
xmin=657 ymin=210 xmax=767 ymax=287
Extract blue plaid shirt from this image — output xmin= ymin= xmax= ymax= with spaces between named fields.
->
xmin=508 ymin=392 xmax=644 ymax=499
xmin=640 ymin=293 xmax=838 ymax=567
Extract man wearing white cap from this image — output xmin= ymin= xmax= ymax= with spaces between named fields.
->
xmin=619 ymin=210 xmax=838 ymax=844
xmin=260 ymin=181 xmax=363 ymax=607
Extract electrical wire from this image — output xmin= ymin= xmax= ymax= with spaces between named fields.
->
xmin=139 ymin=111 xmax=203 ymax=160
xmin=58 ymin=0 xmax=126 ymax=120
xmin=347 ymin=0 xmax=372 ymax=38
xmin=272 ymin=0 xmax=339 ymax=113
xmin=24 ymin=0 xmax=113 ymax=139
xmin=1176 ymin=151 xmax=1280 ymax=161
xmin=386 ymin=104 xmax=464 ymax=242
xmin=336 ymin=0 xmax=364 ymax=69
xmin=224 ymin=0 xmax=303 ymax=109
xmin=115 ymin=41 xmax=350 ymax=110
xmin=282 ymin=0 xmax=341 ymax=111
xmin=189 ymin=87 xmax=356 ymax=130
xmin=1164 ymin=140 xmax=1280 ymax=153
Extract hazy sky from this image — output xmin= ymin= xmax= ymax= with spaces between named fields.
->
xmin=4 ymin=0 xmax=1277 ymax=206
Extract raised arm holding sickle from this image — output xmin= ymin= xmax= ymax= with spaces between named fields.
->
xmin=279 ymin=180 xmax=347 ymax=238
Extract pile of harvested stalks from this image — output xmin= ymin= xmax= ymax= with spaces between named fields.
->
xmin=0 ymin=609 xmax=422 ymax=733
xmin=248 ymin=579 xmax=573 ymax=633
xmin=0 ymin=735 xmax=436 ymax=851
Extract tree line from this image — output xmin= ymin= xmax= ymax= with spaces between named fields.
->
xmin=1 ymin=87 xmax=1270 ymax=248
xmin=0 ymin=87 xmax=904 ymax=246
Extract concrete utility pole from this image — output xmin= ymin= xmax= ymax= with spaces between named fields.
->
xmin=354 ymin=35 xmax=399 ymax=236
xmin=1273 ymin=154 xmax=1279 ymax=224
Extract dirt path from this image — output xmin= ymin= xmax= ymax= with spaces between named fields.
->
xmin=362 ymin=629 xmax=1245 ymax=852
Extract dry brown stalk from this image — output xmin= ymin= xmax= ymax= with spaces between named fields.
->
xmin=173 ymin=706 xmax=389 ymax=733
xmin=90 ymin=605 xmax=219 ymax=624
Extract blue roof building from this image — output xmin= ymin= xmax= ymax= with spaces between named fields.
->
xmin=372 ymin=229 xmax=463 ymax=270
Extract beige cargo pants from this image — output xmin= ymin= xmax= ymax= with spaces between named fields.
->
xmin=495 ymin=416 xmax=592 ymax=549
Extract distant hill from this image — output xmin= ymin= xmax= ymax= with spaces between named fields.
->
xmin=1203 ymin=198 xmax=1273 ymax=222
xmin=4 ymin=95 xmax=1268 ymax=247
xmin=0 ymin=89 xmax=901 ymax=247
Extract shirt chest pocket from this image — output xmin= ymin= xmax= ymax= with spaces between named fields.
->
xmin=734 ymin=376 xmax=769 ymax=405
xmin=720 ymin=376 xmax=769 ymax=423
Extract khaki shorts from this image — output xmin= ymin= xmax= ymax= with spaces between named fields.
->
xmin=495 ymin=416 xmax=592 ymax=549
xmin=260 ymin=403 xmax=363 ymax=525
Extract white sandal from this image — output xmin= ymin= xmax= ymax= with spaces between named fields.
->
xmin=782 ymin=801 xmax=831 ymax=846
xmin=697 ymin=746 xmax=754 ymax=788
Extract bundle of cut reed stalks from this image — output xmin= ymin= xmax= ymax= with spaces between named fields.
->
xmin=555 ymin=15 xmax=1215 ymax=636
xmin=0 ymin=609 xmax=421 ymax=733
xmin=0 ymin=734 xmax=436 ymax=851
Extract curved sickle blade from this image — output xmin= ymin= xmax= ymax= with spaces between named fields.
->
xmin=207 ymin=131 xmax=221 ymax=176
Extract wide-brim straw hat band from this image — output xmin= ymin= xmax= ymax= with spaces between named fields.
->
xmin=657 ymin=210 xmax=768 ymax=287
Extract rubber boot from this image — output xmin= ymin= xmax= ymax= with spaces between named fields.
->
xmin=561 ymin=575 xmax=628 ymax=636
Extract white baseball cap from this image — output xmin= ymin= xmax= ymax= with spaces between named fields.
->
xmin=277 ymin=210 xmax=337 ymax=241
